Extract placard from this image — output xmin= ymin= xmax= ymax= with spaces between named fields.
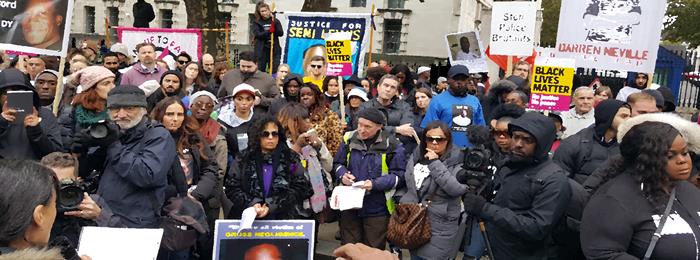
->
xmin=529 ymin=57 xmax=576 ymax=112
xmin=0 ymin=0 xmax=74 ymax=56
xmin=445 ymin=32 xmax=487 ymax=73
xmin=213 ymin=220 xmax=315 ymax=260
xmin=78 ymin=227 xmax=163 ymax=260
xmin=117 ymin=27 xmax=202 ymax=62
xmin=489 ymin=2 xmax=537 ymax=56
xmin=325 ymin=32 xmax=353 ymax=76
xmin=555 ymin=0 xmax=667 ymax=73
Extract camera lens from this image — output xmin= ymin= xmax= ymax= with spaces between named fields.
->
xmin=87 ymin=124 xmax=108 ymax=139
xmin=59 ymin=186 xmax=83 ymax=210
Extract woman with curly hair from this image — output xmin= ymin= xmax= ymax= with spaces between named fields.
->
xmin=224 ymin=116 xmax=312 ymax=220
xmin=298 ymin=83 xmax=343 ymax=155
xmin=581 ymin=116 xmax=700 ymax=260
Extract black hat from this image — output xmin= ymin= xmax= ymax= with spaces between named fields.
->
xmin=448 ymin=65 xmax=470 ymax=79
xmin=107 ymin=86 xmax=148 ymax=108
xmin=0 ymin=68 xmax=41 ymax=108
xmin=357 ymin=108 xmax=386 ymax=126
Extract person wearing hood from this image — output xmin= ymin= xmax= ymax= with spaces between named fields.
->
xmin=421 ymin=65 xmax=486 ymax=148
xmin=398 ymin=121 xmax=468 ymax=260
xmin=462 ymin=111 xmax=572 ymax=260
xmin=656 ymin=86 xmax=677 ymax=112
xmin=269 ymin=74 xmax=303 ymax=115
xmin=0 ymin=68 xmax=62 ymax=160
xmin=147 ymin=70 xmax=186 ymax=111
xmin=481 ymin=79 xmax=517 ymax=122
xmin=33 ymin=69 xmax=59 ymax=109
xmin=489 ymin=103 xmax=526 ymax=168
xmin=616 ymin=72 xmax=648 ymax=102
xmin=251 ymin=1 xmax=283 ymax=73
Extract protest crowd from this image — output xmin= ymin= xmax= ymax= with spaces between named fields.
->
xmin=1 ymin=1 xmax=700 ymax=260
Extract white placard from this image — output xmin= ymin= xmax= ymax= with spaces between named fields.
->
xmin=0 ymin=0 xmax=75 ymax=56
xmin=490 ymin=2 xmax=537 ymax=56
xmin=555 ymin=0 xmax=667 ymax=73
xmin=78 ymin=227 xmax=163 ymax=260
xmin=445 ymin=32 xmax=488 ymax=73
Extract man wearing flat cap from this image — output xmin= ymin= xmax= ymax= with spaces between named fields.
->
xmin=333 ymin=107 xmax=407 ymax=250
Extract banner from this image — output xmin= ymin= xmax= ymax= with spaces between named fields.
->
xmin=489 ymin=2 xmax=537 ymax=56
xmin=326 ymin=32 xmax=353 ymax=76
xmin=445 ymin=32 xmax=487 ymax=73
xmin=282 ymin=12 xmax=370 ymax=77
xmin=555 ymin=0 xmax=667 ymax=73
xmin=529 ymin=57 xmax=576 ymax=112
xmin=213 ymin=220 xmax=315 ymax=260
xmin=0 ymin=0 xmax=74 ymax=56
xmin=117 ymin=27 xmax=202 ymax=62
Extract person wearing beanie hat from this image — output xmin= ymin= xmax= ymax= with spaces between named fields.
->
xmin=335 ymin=106 xmax=406 ymax=250
xmin=110 ymin=42 xmax=133 ymax=69
xmin=34 ymin=69 xmax=60 ymax=108
xmin=655 ymin=86 xmax=677 ymax=112
xmin=147 ymin=70 xmax=186 ymax=111
xmin=0 ymin=68 xmax=62 ymax=160
xmin=70 ymin=66 xmax=116 ymax=94
xmin=462 ymin=111 xmax=571 ymax=260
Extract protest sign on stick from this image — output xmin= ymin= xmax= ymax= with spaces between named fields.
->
xmin=0 ymin=0 xmax=75 ymax=56
xmin=326 ymin=32 xmax=353 ymax=77
xmin=214 ymin=219 xmax=315 ymax=260
xmin=529 ymin=57 xmax=576 ymax=112
xmin=117 ymin=27 xmax=202 ymax=62
xmin=489 ymin=1 xmax=537 ymax=57
xmin=445 ymin=32 xmax=487 ymax=73
xmin=555 ymin=0 xmax=667 ymax=73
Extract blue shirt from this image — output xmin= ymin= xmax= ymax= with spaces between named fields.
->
xmin=420 ymin=92 xmax=485 ymax=148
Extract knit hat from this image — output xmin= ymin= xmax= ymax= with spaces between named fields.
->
xmin=357 ymin=108 xmax=386 ymax=125
xmin=110 ymin=43 xmax=130 ymax=58
xmin=190 ymin=91 xmax=219 ymax=109
xmin=348 ymin=87 xmax=368 ymax=101
xmin=70 ymin=66 xmax=115 ymax=92
xmin=107 ymin=86 xmax=147 ymax=108
xmin=656 ymin=86 xmax=676 ymax=112
xmin=593 ymin=99 xmax=626 ymax=139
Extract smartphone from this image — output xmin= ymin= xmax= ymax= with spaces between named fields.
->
xmin=305 ymin=128 xmax=317 ymax=138
xmin=7 ymin=90 xmax=34 ymax=122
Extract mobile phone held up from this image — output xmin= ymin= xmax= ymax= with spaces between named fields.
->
xmin=7 ymin=90 xmax=34 ymax=122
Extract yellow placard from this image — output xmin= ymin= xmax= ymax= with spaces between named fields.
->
xmin=326 ymin=40 xmax=352 ymax=63
xmin=530 ymin=65 xmax=575 ymax=96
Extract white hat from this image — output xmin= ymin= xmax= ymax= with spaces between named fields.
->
xmin=417 ymin=66 xmax=431 ymax=75
xmin=437 ymin=77 xmax=447 ymax=83
xmin=231 ymin=83 xmax=257 ymax=98
xmin=110 ymin=43 xmax=130 ymax=57
xmin=190 ymin=91 xmax=219 ymax=108
xmin=347 ymin=88 xmax=368 ymax=101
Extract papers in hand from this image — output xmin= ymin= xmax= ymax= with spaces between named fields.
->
xmin=239 ymin=206 xmax=257 ymax=234
xmin=77 ymin=227 xmax=163 ymax=260
xmin=329 ymin=186 xmax=365 ymax=211
xmin=351 ymin=180 xmax=365 ymax=187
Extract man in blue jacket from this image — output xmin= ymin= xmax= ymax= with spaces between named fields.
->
xmin=84 ymin=86 xmax=176 ymax=228
xmin=421 ymin=65 xmax=485 ymax=148
xmin=334 ymin=108 xmax=406 ymax=249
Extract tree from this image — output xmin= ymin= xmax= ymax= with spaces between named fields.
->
xmin=663 ymin=0 xmax=700 ymax=48
xmin=540 ymin=0 xmax=561 ymax=47
xmin=183 ymin=0 xmax=222 ymax=56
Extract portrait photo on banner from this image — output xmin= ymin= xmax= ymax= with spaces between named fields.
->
xmin=445 ymin=31 xmax=488 ymax=73
xmin=0 ymin=0 xmax=74 ymax=56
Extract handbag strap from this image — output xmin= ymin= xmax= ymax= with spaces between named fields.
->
xmin=643 ymin=188 xmax=676 ymax=260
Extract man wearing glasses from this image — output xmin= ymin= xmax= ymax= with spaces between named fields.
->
xmin=176 ymin=53 xmax=192 ymax=72
xmin=303 ymin=56 xmax=326 ymax=91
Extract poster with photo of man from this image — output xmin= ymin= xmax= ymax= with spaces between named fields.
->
xmin=445 ymin=32 xmax=488 ymax=73
xmin=0 ymin=0 xmax=74 ymax=56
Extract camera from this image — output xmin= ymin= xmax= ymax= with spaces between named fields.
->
xmin=57 ymin=178 xmax=87 ymax=212
xmin=456 ymin=145 xmax=494 ymax=194
xmin=86 ymin=120 xmax=110 ymax=139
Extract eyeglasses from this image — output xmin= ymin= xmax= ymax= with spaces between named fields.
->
xmin=178 ymin=60 xmax=188 ymax=65
xmin=193 ymin=102 xmax=214 ymax=110
xmin=492 ymin=130 xmax=509 ymax=138
xmin=426 ymin=136 xmax=447 ymax=143
xmin=262 ymin=131 xmax=279 ymax=138
xmin=310 ymin=65 xmax=323 ymax=69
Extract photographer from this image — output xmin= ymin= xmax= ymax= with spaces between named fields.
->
xmin=398 ymin=121 xmax=468 ymax=260
xmin=0 ymin=68 xmax=62 ymax=160
xmin=462 ymin=112 xmax=572 ymax=259
xmin=41 ymin=152 xmax=123 ymax=256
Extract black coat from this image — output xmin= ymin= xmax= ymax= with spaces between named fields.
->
xmin=132 ymin=1 xmax=155 ymax=28
xmin=553 ymin=126 xmax=620 ymax=184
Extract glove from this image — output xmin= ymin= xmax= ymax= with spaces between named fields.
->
xmin=93 ymin=121 xmax=120 ymax=147
xmin=72 ymin=122 xmax=121 ymax=149
xmin=463 ymin=193 xmax=487 ymax=215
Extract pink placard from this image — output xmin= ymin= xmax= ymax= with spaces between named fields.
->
xmin=529 ymin=93 xmax=571 ymax=112
xmin=327 ymin=63 xmax=352 ymax=76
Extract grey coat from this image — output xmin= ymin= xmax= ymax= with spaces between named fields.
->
xmin=398 ymin=146 xmax=468 ymax=260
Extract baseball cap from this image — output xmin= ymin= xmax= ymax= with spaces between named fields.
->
xmin=437 ymin=77 xmax=447 ymax=83
xmin=231 ymin=83 xmax=256 ymax=98
xmin=448 ymin=65 xmax=469 ymax=78
xmin=347 ymin=87 xmax=368 ymax=101
xmin=417 ymin=66 xmax=430 ymax=75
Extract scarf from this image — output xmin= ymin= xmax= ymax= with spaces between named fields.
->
xmin=301 ymin=145 xmax=327 ymax=213
xmin=199 ymin=119 xmax=221 ymax=144
xmin=74 ymin=105 xmax=109 ymax=128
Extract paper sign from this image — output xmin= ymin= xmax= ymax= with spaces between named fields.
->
xmin=329 ymin=185 xmax=365 ymax=211
xmin=325 ymin=32 xmax=353 ymax=76
xmin=0 ymin=0 xmax=75 ymax=56
xmin=529 ymin=57 xmax=576 ymax=112
xmin=117 ymin=27 xmax=203 ymax=62
xmin=555 ymin=0 xmax=667 ymax=73
xmin=239 ymin=207 xmax=257 ymax=234
xmin=490 ymin=2 xmax=537 ymax=56
xmin=214 ymin=220 xmax=315 ymax=260
xmin=78 ymin=227 xmax=163 ymax=260
xmin=445 ymin=32 xmax=488 ymax=73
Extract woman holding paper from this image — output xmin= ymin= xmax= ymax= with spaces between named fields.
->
xmin=398 ymin=121 xmax=469 ymax=260
xmin=299 ymin=83 xmax=343 ymax=156
xmin=224 ymin=116 xmax=313 ymax=220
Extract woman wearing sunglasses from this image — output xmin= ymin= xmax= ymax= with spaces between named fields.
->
xmin=224 ymin=116 xmax=313 ymax=220
xmin=398 ymin=120 xmax=469 ymax=260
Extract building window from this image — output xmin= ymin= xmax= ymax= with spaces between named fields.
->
xmin=107 ymin=7 xmax=119 ymax=35
xmin=85 ymin=6 xmax=95 ymax=33
xmin=161 ymin=9 xmax=173 ymax=28
xmin=350 ymin=0 xmax=367 ymax=7
xmin=388 ymin=0 xmax=405 ymax=9
xmin=383 ymin=19 xmax=402 ymax=54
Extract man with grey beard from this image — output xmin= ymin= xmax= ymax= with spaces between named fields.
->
xmin=87 ymin=86 xmax=176 ymax=228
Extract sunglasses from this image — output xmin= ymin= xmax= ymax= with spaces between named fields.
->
xmin=262 ymin=131 xmax=279 ymax=138
xmin=310 ymin=65 xmax=323 ymax=69
xmin=492 ymin=130 xmax=509 ymax=138
xmin=193 ymin=102 xmax=214 ymax=109
xmin=426 ymin=136 xmax=447 ymax=143
xmin=178 ymin=60 xmax=188 ymax=64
